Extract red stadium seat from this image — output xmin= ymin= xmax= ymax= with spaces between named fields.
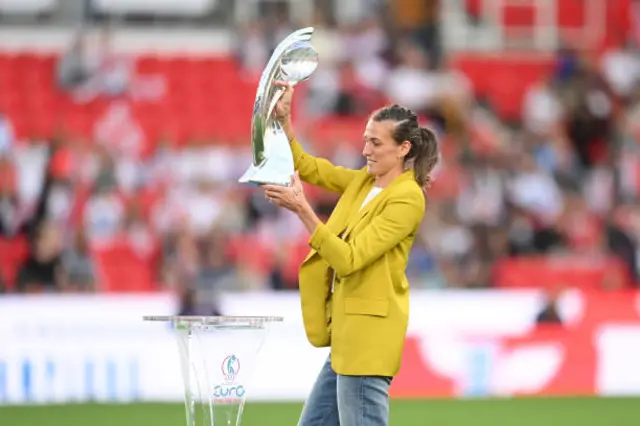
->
xmin=0 ymin=50 xmax=563 ymax=145
xmin=557 ymin=0 xmax=587 ymax=30
xmin=451 ymin=53 xmax=553 ymax=121
xmin=502 ymin=4 xmax=536 ymax=28
xmin=94 ymin=240 xmax=157 ymax=292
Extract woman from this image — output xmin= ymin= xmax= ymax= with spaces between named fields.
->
xmin=261 ymin=81 xmax=439 ymax=426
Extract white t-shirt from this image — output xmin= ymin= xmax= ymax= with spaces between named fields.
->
xmin=360 ymin=187 xmax=383 ymax=211
xmin=331 ymin=187 xmax=383 ymax=291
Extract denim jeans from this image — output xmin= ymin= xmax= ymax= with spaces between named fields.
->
xmin=297 ymin=355 xmax=392 ymax=426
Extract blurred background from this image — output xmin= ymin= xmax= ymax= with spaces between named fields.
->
xmin=1 ymin=0 xmax=640 ymax=425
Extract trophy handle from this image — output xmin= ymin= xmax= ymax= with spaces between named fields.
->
xmin=266 ymin=87 xmax=285 ymax=122
xmin=266 ymin=80 xmax=305 ymax=123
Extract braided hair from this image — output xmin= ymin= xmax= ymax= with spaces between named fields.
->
xmin=371 ymin=104 xmax=439 ymax=189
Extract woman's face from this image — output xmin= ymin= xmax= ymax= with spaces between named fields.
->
xmin=362 ymin=119 xmax=410 ymax=177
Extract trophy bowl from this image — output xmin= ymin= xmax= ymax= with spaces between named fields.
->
xmin=238 ymin=27 xmax=318 ymax=187
xmin=280 ymin=41 xmax=319 ymax=83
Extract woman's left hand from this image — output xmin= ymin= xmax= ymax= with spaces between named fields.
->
xmin=262 ymin=171 xmax=307 ymax=214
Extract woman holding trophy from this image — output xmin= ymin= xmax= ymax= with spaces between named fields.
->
xmin=260 ymin=79 xmax=439 ymax=426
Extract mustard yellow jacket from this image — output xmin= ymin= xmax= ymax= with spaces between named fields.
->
xmin=291 ymin=139 xmax=426 ymax=377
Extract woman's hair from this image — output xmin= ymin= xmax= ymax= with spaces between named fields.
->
xmin=371 ymin=104 xmax=439 ymax=189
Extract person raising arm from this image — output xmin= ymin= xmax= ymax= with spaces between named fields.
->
xmin=261 ymin=81 xmax=439 ymax=426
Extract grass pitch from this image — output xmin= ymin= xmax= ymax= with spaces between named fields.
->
xmin=1 ymin=397 xmax=639 ymax=426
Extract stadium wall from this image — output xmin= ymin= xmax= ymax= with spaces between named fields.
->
xmin=0 ymin=27 xmax=232 ymax=54
xmin=1 ymin=290 xmax=639 ymax=405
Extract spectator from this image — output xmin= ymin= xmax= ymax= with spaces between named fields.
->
xmin=16 ymin=222 xmax=63 ymax=293
xmin=507 ymin=152 xmax=564 ymax=227
xmin=561 ymin=59 xmax=615 ymax=169
xmin=600 ymin=34 xmax=640 ymax=104
xmin=0 ymin=111 xmax=14 ymax=156
xmin=56 ymin=30 xmax=98 ymax=91
xmin=385 ymin=40 xmax=439 ymax=114
xmin=60 ymin=228 xmax=97 ymax=292
xmin=522 ymin=76 xmax=564 ymax=138
xmin=235 ymin=20 xmax=270 ymax=79
xmin=535 ymin=286 xmax=564 ymax=325
xmin=71 ymin=26 xmax=135 ymax=103
xmin=0 ymin=156 xmax=19 ymax=236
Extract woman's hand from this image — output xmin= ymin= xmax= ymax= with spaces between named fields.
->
xmin=262 ymin=171 xmax=307 ymax=214
xmin=274 ymin=80 xmax=294 ymax=124
xmin=263 ymin=171 xmax=322 ymax=235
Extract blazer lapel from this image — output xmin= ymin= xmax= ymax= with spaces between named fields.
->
xmin=342 ymin=192 xmax=383 ymax=240
xmin=342 ymin=170 xmax=414 ymax=240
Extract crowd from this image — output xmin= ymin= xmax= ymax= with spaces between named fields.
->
xmin=1 ymin=6 xmax=640 ymax=313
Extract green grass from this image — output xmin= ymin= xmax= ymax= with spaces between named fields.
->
xmin=1 ymin=398 xmax=639 ymax=426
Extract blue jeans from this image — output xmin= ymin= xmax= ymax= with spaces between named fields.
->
xmin=297 ymin=355 xmax=392 ymax=426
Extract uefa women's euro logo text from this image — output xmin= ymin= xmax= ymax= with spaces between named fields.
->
xmin=213 ymin=354 xmax=246 ymax=403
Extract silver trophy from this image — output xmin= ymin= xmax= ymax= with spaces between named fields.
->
xmin=238 ymin=27 xmax=318 ymax=187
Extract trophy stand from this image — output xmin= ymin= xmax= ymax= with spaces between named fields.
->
xmin=143 ymin=315 xmax=283 ymax=426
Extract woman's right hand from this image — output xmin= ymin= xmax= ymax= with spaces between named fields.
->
xmin=274 ymin=80 xmax=294 ymax=124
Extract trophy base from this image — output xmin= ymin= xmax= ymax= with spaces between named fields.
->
xmin=239 ymin=127 xmax=295 ymax=187
xmin=238 ymin=167 xmax=292 ymax=187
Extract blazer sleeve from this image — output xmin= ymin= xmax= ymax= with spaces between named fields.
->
xmin=307 ymin=186 xmax=425 ymax=278
xmin=291 ymin=138 xmax=360 ymax=194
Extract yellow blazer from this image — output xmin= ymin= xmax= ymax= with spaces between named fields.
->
xmin=291 ymin=139 xmax=426 ymax=377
